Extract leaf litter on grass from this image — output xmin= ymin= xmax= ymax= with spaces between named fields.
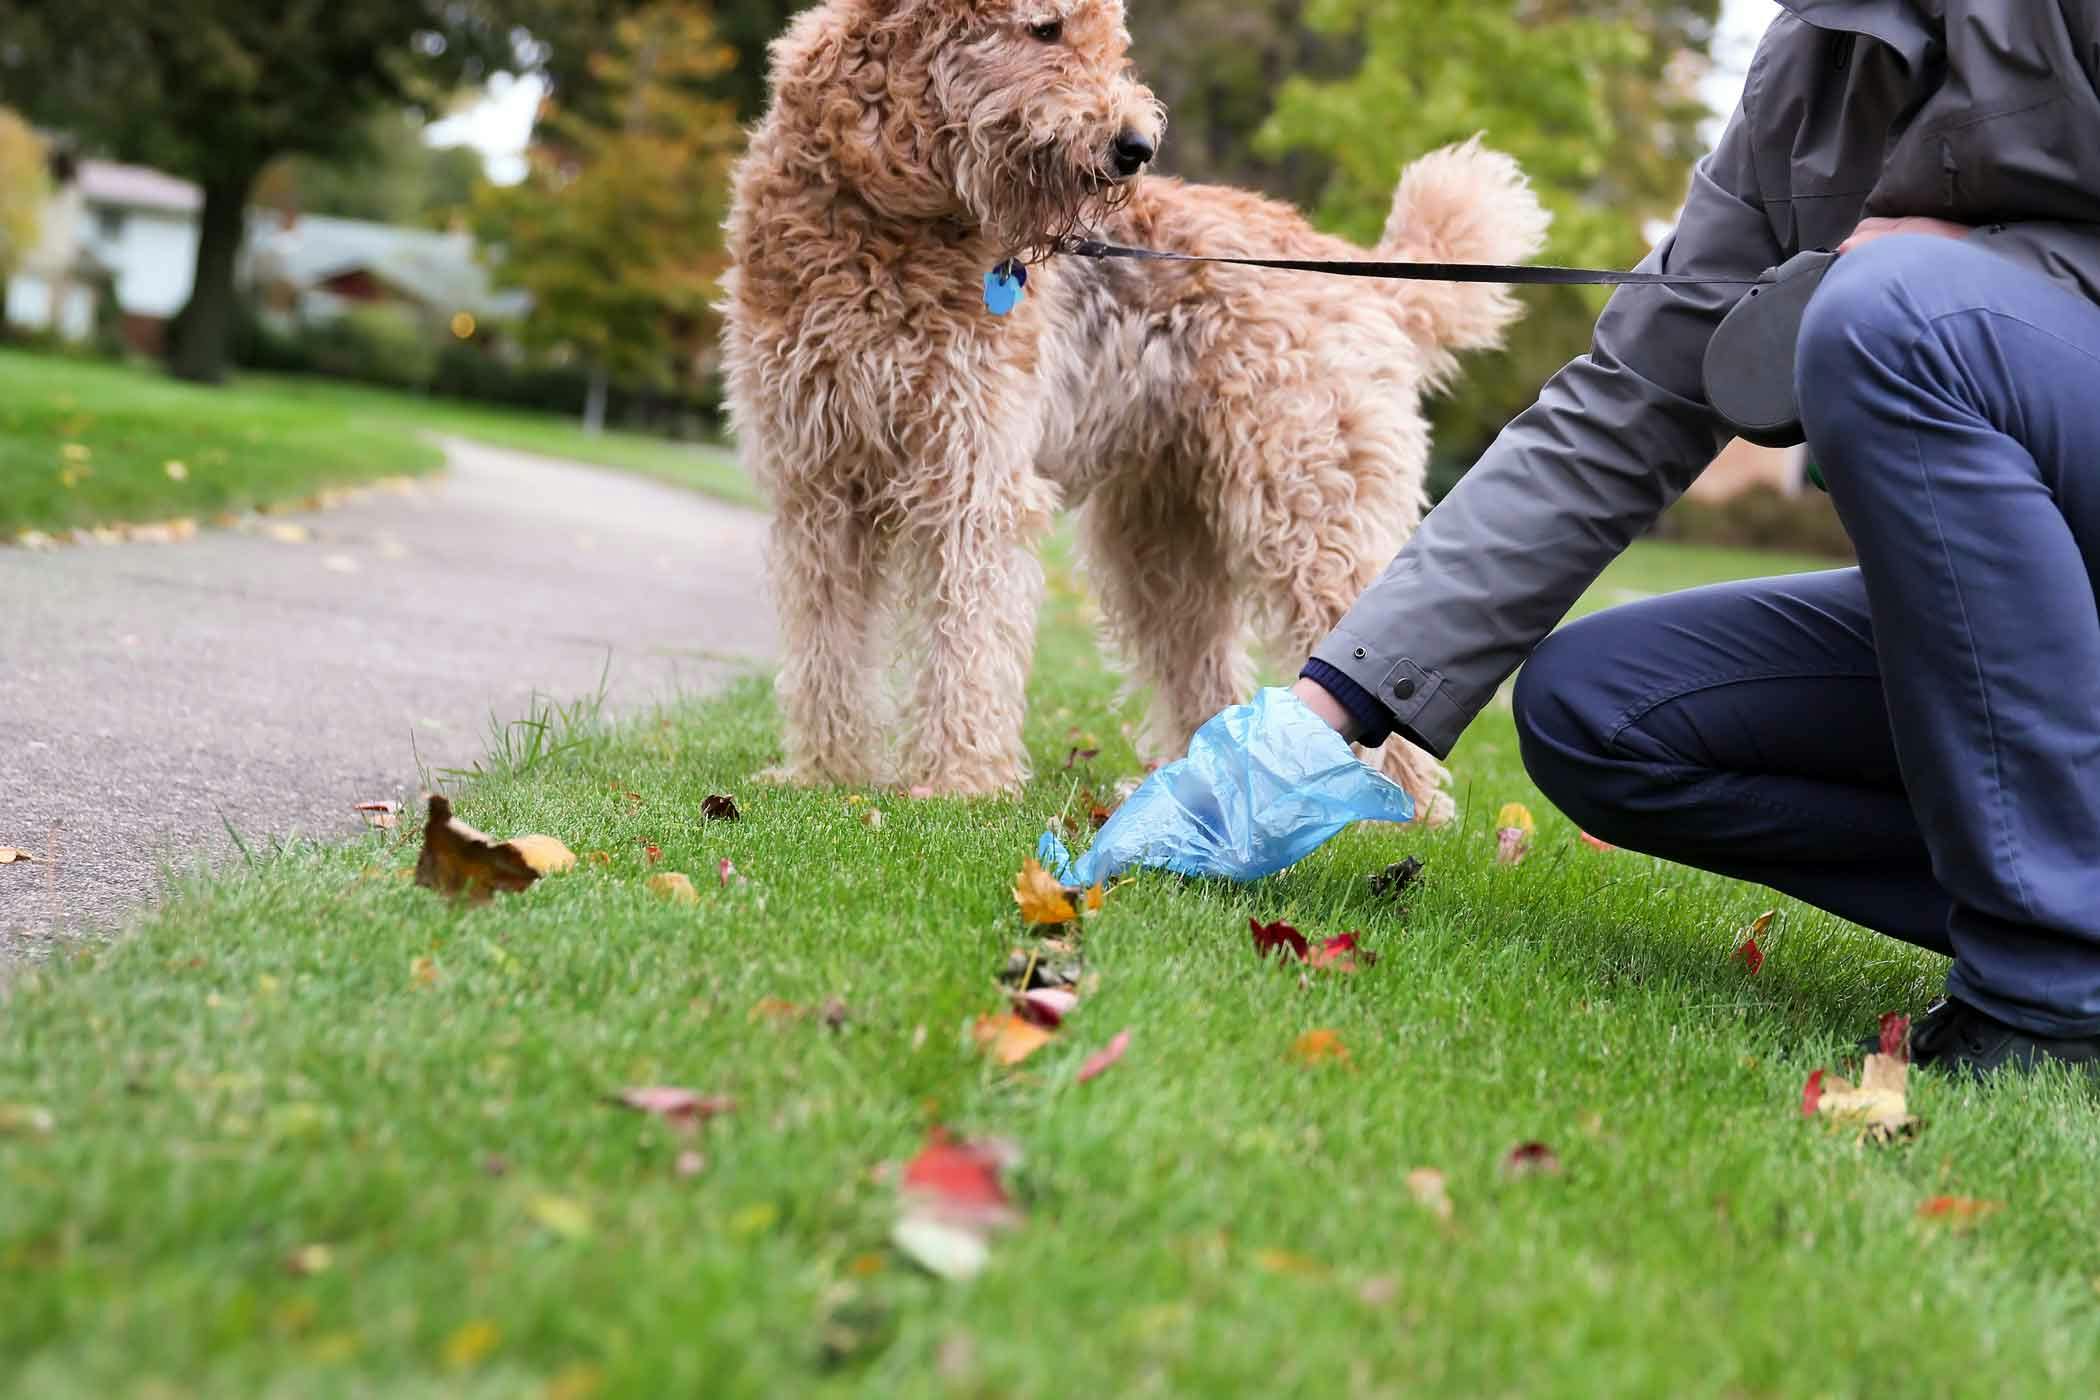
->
xmin=1495 ymin=802 xmax=1535 ymax=866
xmin=892 ymin=1129 xmax=1023 ymax=1281
xmin=1807 ymin=1013 xmax=1919 ymax=1144
xmin=1735 ymin=910 xmax=1774 ymax=976
xmin=413 ymin=795 xmax=574 ymax=901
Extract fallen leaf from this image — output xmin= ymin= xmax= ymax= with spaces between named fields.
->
xmin=1290 ymin=1029 xmax=1350 ymax=1066
xmin=1815 ymin=1053 xmax=1918 ymax=1143
xmin=861 ymin=807 xmax=885 ymax=831
xmin=0 ymin=1104 xmax=55 ymax=1135
xmin=352 ymin=800 xmax=400 ymax=830
xmin=443 ymin=1319 xmax=502 ymax=1370
xmin=1063 ymin=746 xmax=1101 ymax=770
xmin=1254 ymin=1248 xmax=1327 ymax=1277
xmin=1251 ymin=918 xmax=1311 ymax=963
xmin=1015 ymin=987 xmax=1079 ymax=1029
xmin=894 ymin=1129 xmax=1022 ymax=1280
xmin=284 ymin=1243 xmax=334 ymax=1277
xmin=641 ymin=842 xmax=663 ymax=865
xmin=1579 ymin=832 xmax=1617 ymax=852
xmin=1357 ymin=1275 xmax=1401 ymax=1307
xmin=0 ymin=847 xmax=48 ymax=865
xmin=1502 ymin=1141 xmax=1562 ymax=1178
xmin=823 ymin=998 xmax=852 ymax=1030
xmin=730 ymin=1202 xmax=780 ymax=1235
xmin=717 ymin=857 xmax=741 ymax=888
xmin=750 ymin=996 xmax=803 ymax=1023
xmin=1013 ymin=859 xmax=1078 ymax=927
xmin=701 ymin=794 xmax=741 ymax=822
xmin=1918 ymin=1196 xmax=2001 ymax=1228
xmin=974 ymin=1013 xmax=1056 ymax=1067
xmin=1879 ymin=1012 xmax=1912 ymax=1062
xmin=265 ymin=522 xmax=311 ymax=545
xmin=1370 ymin=857 xmax=1426 ymax=898
xmin=894 ymin=1215 xmax=992 ymax=1281
xmin=1801 ymin=1069 xmax=1826 ymax=1118
xmin=410 ymin=956 xmax=441 ymax=988
xmin=1494 ymin=803 xmax=1536 ymax=864
xmin=1406 ymin=1167 xmax=1453 ymax=1221
xmin=586 ymin=850 xmax=613 ymax=869
xmin=412 ymin=796 xmax=551 ymax=901
xmin=675 ymin=1149 xmax=706 ymax=1178
xmin=60 ymin=442 xmax=89 ymax=463
xmin=647 ymin=872 xmax=700 ymax=906
xmin=163 ymin=459 xmax=189 ymax=481
xmin=1076 ymin=1029 xmax=1131 ymax=1084
xmin=1082 ymin=883 xmax=1105 ymax=916
xmin=1734 ymin=938 xmax=1765 ymax=976
xmin=612 ymin=1087 xmax=735 ymax=1134
xmin=1309 ymin=932 xmax=1375 ymax=973
xmin=526 ymin=1194 xmax=593 ymax=1241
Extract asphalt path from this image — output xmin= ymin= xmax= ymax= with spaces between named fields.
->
xmin=0 ymin=438 xmax=775 ymax=957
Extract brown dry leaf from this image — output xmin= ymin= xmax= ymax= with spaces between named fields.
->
xmin=974 ymin=1013 xmax=1056 ymax=1067
xmin=412 ymin=795 xmax=547 ymax=901
xmin=0 ymin=847 xmax=48 ymax=865
xmin=1501 ymin=1141 xmax=1563 ymax=1178
xmin=1406 ymin=1167 xmax=1454 ymax=1221
xmin=352 ymin=800 xmax=400 ymax=830
xmin=1289 ymin=1029 xmax=1350 ymax=1066
xmin=647 ymin=872 xmax=700 ymax=906
xmin=1012 ymin=859 xmax=1077 ymax=927
xmin=612 ymin=1087 xmax=736 ymax=1134
xmin=750 ymin=996 xmax=803 ymax=1024
xmin=1254 ymin=1248 xmax=1328 ymax=1278
xmin=1815 ymin=1053 xmax=1919 ymax=1143
xmin=701 ymin=794 xmax=741 ymax=822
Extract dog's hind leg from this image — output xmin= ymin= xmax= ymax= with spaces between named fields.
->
xmin=1077 ymin=477 xmax=1252 ymax=765
xmin=765 ymin=493 xmax=889 ymax=789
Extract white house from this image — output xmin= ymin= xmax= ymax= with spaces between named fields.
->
xmin=5 ymin=156 xmax=522 ymax=352
xmin=5 ymin=158 xmax=201 ymax=350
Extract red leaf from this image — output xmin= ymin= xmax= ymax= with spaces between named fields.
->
xmin=718 ymin=857 xmax=738 ymax=888
xmin=642 ymin=842 xmax=663 ymax=865
xmin=1251 ymin=918 xmax=1311 ymax=963
xmin=1076 ymin=1029 xmax=1131 ymax=1084
xmin=1015 ymin=987 xmax=1079 ymax=1029
xmin=1309 ymin=932 xmax=1377 ymax=973
xmin=1501 ymin=1141 xmax=1562 ymax=1177
xmin=1801 ymin=1069 xmax=1826 ymax=1117
xmin=1734 ymin=937 xmax=1765 ymax=976
xmin=1879 ymin=1013 xmax=1911 ymax=1062
xmin=901 ymin=1129 xmax=1019 ymax=1227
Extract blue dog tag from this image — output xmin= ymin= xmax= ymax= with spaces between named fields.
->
xmin=983 ymin=261 xmax=1027 ymax=316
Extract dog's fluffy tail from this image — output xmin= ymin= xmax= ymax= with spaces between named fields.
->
xmin=1378 ymin=137 xmax=1552 ymax=357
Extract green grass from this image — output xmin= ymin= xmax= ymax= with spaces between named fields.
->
xmin=0 ymin=349 xmax=443 ymax=537
xmin=0 ymin=349 xmax=757 ymax=538
xmin=7 ymin=540 xmax=2099 ymax=1397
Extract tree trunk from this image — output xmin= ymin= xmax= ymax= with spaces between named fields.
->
xmin=167 ymin=167 xmax=259 ymax=384
xmin=583 ymin=363 xmax=609 ymax=435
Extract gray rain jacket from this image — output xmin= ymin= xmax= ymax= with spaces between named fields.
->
xmin=1310 ymin=0 xmax=2100 ymax=758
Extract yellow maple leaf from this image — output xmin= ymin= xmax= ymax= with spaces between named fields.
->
xmin=508 ymin=835 xmax=577 ymax=875
xmin=1290 ymin=1029 xmax=1350 ymax=1066
xmin=1495 ymin=802 xmax=1536 ymax=836
xmin=1816 ymin=1053 xmax=1918 ymax=1142
xmin=1012 ymin=858 xmax=1077 ymax=926
xmin=647 ymin=872 xmax=700 ymax=906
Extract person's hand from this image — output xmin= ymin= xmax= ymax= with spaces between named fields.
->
xmin=1037 ymin=688 xmax=1415 ymax=887
xmin=1839 ymin=216 xmax=1972 ymax=253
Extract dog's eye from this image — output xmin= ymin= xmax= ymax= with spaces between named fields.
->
xmin=1027 ymin=17 xmax=1064 ymax=42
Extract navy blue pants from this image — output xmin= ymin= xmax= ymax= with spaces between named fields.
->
xmin=1515 ymin=235 xmax=2100 ymax=1036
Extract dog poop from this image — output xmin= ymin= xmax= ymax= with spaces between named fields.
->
xmin=1370 ymin=856 xmax=1427 ymax=900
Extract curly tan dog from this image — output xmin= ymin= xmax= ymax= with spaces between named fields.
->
xmin=723 ymin=0 xmax=1547 ymax=818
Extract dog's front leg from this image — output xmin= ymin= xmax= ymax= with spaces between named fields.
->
xmin=896 ymin=452 xmax=1057 ymax=798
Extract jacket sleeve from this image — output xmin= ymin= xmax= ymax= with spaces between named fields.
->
xmin=1304 ymin=97 xmax=1785 ymax=760
xmin=1969 ymin=222 xmax=2100 ymax=307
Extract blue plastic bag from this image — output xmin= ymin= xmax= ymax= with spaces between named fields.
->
xmin=1038 ymin=687 xmax=1415 ymax=887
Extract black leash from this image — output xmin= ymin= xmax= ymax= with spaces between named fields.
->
xmin=1062 ymin=238 xmax=1763 ymax=289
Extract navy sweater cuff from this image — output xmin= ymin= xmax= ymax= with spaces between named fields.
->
xmin=1299 ymin=658 xmax=1393 ymax=749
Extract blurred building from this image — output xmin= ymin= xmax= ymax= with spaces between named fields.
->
xmin=4 ymin=156 xmax=521 ymax=353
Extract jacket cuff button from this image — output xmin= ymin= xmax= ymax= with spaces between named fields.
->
xmin=1353 ymin=647 xmax=1367 ymax=660
xmin=1393 ymin=678 xmax=1418 ymax=701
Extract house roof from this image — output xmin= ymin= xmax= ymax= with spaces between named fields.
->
xmin=243 ymin=213 xmax=530 ymax=320
xmin=78 ymin=160 xmax=202 ymax=215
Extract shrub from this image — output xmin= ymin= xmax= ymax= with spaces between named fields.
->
xmin=1653 ymin=485 xmax=1855 ymax=560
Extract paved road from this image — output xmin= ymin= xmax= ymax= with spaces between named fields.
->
xmin=0 ymin=439 xmax=775 ymax=956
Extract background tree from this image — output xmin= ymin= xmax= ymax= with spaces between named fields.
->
xmin=255 ymin=109 xmax=489 ymax=230
xmin=1261 ymin=0 xmax=1722 ymax=487
xmin=0 ymin=107 xmax=47 ymax=282
xmin=0 ymin=0 xmax=639 ymax=383
xmin=472 ymin=2 xmax=743 ymax=432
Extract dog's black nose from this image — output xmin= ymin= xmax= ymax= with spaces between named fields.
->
xmin=1112 ymin=130 xmax=1156 ymax=177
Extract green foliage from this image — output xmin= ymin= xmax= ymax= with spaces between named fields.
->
xmin=0 ymin=105 xmax=46 ymax=279
xmin=257 ymin=109 xmax=488 ymax=229
xmin=473 ymin=2 xmax=743 ymax=391
xmin=1263 ymin=0 xmax=1722 ymax=473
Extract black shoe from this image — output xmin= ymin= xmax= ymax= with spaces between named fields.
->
xmin=1862 ymin=997 xmax=2100 ymax=1078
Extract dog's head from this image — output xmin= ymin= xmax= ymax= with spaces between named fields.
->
xmin=895 ymin=0 xmax=1164 ymax=256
